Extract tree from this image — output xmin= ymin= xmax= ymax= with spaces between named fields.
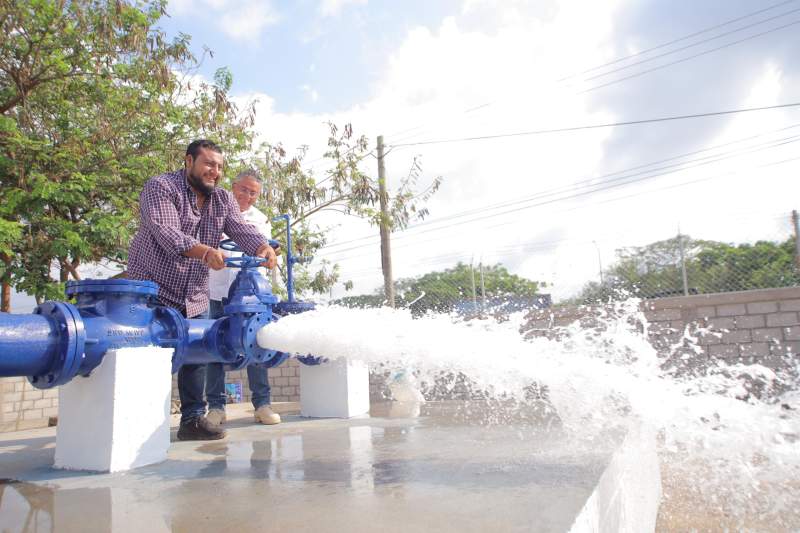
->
xmin=695 ymin=239 xmax=799 ymax=292
xmin=242 ymin=122 xmax=442 ymax=298
xmin=0 ymin=2 xmax=439 ymax=308
xmin=0 ymin=1 xmax=253 ymax=309
xmin=336 ymin=262 xmax=546 ymax=316
xmin=574 ymin=235 xmax=800 ymax=304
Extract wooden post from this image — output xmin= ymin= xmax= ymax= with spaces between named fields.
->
xmin=377 ymin=136 xmax=395 ymax=307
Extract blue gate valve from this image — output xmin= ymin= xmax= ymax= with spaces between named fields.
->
xmin=0 ymin=215 xmax=324 ymax=388
xmin=219 ymin=226 xmax=322 ymax=366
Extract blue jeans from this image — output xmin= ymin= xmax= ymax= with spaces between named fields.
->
xmin=204 ymin=300 xmax=272 ymax=411
xmin=178 ymin=307 xmax=210 ymax=425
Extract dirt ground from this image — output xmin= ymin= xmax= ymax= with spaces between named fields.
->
xmin=656 ymin=459 xmax=800 ymax=532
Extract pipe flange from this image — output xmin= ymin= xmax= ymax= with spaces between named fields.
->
xmin=261 ymin=351 xmax=289 ymax=368
xmin=152 ymin=306 xmax=188 ymax=374
xmin=273 ymin=301 xmax=316 ymax=315
xmin=243 ymin=312 xmax=281 ymax=366
xmin=29 ymin=301 xmax=86 ymax=389
xmin=66 ymin=279 xmax=159 ymax=298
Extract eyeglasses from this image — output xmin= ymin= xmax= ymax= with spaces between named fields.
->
xmin=234 ymin=185 xmax=260 ymax=198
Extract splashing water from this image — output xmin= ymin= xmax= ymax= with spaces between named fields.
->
xmin=258 ymin=302 xmax=800 ymax=529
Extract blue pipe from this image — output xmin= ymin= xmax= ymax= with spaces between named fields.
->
xmin=272 ymin=214 xmax=316 ymax=316
xmin=0 ymin=252 xmax=319 ymax=389
xmin=273 ymin=214 xmax=295 ymax=303
xmin=0 ymin=313 xmax=61 ymax=378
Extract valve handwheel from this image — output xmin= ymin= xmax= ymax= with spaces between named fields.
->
xmin=223 ymin=255 xmax=267 ymax=269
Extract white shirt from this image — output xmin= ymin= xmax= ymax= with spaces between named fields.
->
xmin=208 ymin=205 xmax=276 ymax=302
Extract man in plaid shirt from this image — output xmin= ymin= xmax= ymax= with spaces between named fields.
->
xmin=128 ymin=139 xmax=277 ymax=441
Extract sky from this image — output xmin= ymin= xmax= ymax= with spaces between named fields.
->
xmin=14 ymin=0 xmax=800 ymax=310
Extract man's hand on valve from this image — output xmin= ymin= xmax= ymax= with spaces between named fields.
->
xmin=204 ymin=248 xmax=226 ymax=271
xmin=255 ymin=243 xmax=278 ymax=269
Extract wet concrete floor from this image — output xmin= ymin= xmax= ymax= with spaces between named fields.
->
xmin=0 ymin=401 xmax=619 ymax=532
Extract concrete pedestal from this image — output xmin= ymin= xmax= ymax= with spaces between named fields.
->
xmin=1 ymin=401 xmax=664 ymax=532
xmin=569 ymin=424 xmax=661 ymax=532
xmin=54 ymin=346 xmax=173 ymax=472
xmin=299 ymin=357 xmax=369 ymax=418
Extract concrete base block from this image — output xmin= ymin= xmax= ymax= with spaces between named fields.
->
xmin=569 ymin=423 xmax=661 ymax=532
xmin=54 ymin=346 xmax=173 ymax=472
xmin=299 ymin=357 xmax=370 ymax=418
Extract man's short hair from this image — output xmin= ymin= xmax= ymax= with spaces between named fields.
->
xmin=234 ymin=169 xmax=263 ymax=184
xmin=186 ymin=139 xmax=222 ymax=159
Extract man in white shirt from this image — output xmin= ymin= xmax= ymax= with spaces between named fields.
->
xmin=205 ymin=170 xmax=282 ymax=426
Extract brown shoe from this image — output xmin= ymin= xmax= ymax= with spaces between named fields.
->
xmin=177 ymin=416 xmax=226 ymax=441
xmin=254 ymin=405 xmax=281 ymax=425
xmin=206 ymin=408 xmax=226 ymax=425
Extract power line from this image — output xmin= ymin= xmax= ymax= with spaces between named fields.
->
xmin=385 ymin=0 xmax=800 ymax=147
xmin=580 ymin=6 xmax=800 ymax=84
xmin=558 ymin=0 xmax=798 ymax=81
xmin=322 ymin=123 xmax=800 ymax=251
xmin=323 ymin=140 xmax=800 ymax=258
xmin=576 ymin=4 xmax=800 ymax=86
xmin=337 ymin=161 xmax=798 ymax=280
xmin=392 ymin=102 xmax=800 ymax=147
xmin=581 ymin=18 xmax=800 ymax=94
xmin=389 ymin=102 xmax=800 ymax=148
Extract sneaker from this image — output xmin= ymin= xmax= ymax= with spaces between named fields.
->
xmin=177 ymin=416 xmax=226 ymax=441
xmin=254 ymin=405 xmax=281 ymax=425
xmin=206 ymin=408 xmax=227 ymax=426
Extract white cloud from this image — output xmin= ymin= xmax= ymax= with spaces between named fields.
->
xmin=220 ymin=1 xmax=279 ymax=42
xmin=319 ymin=0 xmax=367 ymax=18
xmin=167 ymin=0 xmax=279 ymax=43
xmin=235 ymin=0 xmax=800 ymax=300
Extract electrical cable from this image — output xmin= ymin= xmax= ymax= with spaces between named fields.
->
xmin=389 ymin=102 xmax=800 ymax=148
xmin=558 ymin=0 xmax=798 ymax=80
xmin=581 ymin=18 xmax=800 ymax=94
xmin=385 ymin=3 xmax=800 ymax=146
xmin=580 ymin=6 xmax=800 ymax=84
xmin=321 ymin=123 xmax=800 ymax=251
xmin=338 ymin=157 xmax=798 ymax=279
xmin=323 ymin=140 xmax=800 ymax=258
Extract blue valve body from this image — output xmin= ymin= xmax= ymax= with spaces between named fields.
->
xmin=0 ymin=228 xmax=321 ymax=389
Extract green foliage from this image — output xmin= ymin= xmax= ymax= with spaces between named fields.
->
xmin=695 ymin=239 xmax=799 ymax=292
xmin=0 ymin=1 xmax=253 ymax=306
xmin=335 ymin=262 xmax=544 ymax=316
xmin=575 ymin=235 xmax=800 ymax=304
xmin=235 ymin=122 xmax=441 ymax=298
xmin=0 ymin=2 xmax=439 ymax=306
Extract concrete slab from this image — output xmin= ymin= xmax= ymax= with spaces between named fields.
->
xmin=0 ymin=401 xmax=659 ymax=532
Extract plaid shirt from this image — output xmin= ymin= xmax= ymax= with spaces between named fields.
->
xmin=128 ymin=169 xmax=268 ymax=317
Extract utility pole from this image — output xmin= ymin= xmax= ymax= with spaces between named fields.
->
xmin=592 ymin=241 xmax=604 ymax=285
xmin=793 ymin=210 xmax=800 ymax=270
xmin=479 ymin=261 xmax=486 ymax=314
xmin=470 ymin=260 xmax=478 ymax=313
xmin=377 ymin=135 xmax=395 ymax=307
xmin=678 ymin=231 xmax=689 ymax=296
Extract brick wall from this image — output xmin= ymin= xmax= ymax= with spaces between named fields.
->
xmin=169 ymin=358 xmax=301 ymax=407
xmin=0 ymin=377 xmax=59 ymax=432
xmin=523 ymin=286 xmax=800 ymax=372
xmin=1 ymin=359 xmax=300 ymax=433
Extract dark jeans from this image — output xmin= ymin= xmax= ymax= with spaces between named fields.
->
xmin=204 ymin=300 xmax=272 ymax=410
xmin=178 ymin=307 xmax=210 ymax=425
